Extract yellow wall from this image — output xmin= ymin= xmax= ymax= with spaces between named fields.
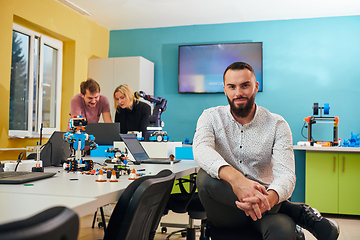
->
xmin=0 ymin=0 xmax=109 ymax=160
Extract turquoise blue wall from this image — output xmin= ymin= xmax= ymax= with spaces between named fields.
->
xmin=109 ymin=15 xmax=360 ymax=145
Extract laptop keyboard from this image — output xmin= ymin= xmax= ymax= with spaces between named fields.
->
xmin=0 ymin=171 xmax=32 ymax=179
xmin=140 ymin=159 xmax=181 ymax=164
xmin=0 ymin=171 xmax=56 ymax=184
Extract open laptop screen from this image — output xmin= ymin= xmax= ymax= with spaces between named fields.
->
xmin=120 ymin=134 xmax=149 ymax=161
xmin=41 ymin=131 xmax=71 ymax=167
xmin=86 ymin=123 xmax=121 ymax=145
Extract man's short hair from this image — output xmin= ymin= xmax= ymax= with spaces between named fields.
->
xmin=80 ymin=78 xmax=100 ymax=95
xmin=223 ymin=62 xmax=255 ymax=82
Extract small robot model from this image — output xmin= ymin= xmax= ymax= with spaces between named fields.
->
xmin=105 ymin=147 xmax=130 ymax=177
xmin=63 ymin=115 xmax=98 ymax=171
xmin=148 ymin=131 xmax=170 ymax=142
xmin=105 ymin=147 xmax=128 ymax=165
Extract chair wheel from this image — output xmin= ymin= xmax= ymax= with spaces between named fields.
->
xmin=161 ymin=227 xmax=167 ymax=233
xmin=98 ymin=222 xmax=104 ymax=228
xmin=181 ymin=231 xmax=187 ymax=237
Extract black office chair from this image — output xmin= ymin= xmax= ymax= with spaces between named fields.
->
xmin=103 ymin=169 xmax=175 ymax=240
xmin=161 ymin=176 xmax=207 ymax=240
xmin=0 ymin=206 xmax=79 ymax=240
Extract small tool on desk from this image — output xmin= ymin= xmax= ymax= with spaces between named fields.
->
xmin=31 ymin=141 xmax=44 ymax=172
xmin=170 ymin=154 xmax=175 ymax=166
xmin=32 ymin=123 xmax=44 ymax=172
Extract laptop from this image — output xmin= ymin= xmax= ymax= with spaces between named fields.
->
xmin=0 ymin=164 xmax=56 ymax=184
xmin=86 ymin=123 xmax=121 ymax=145
xmin=120 ymin=134 xmax=181 ymax=164
xmin=40 ymin=131 xmax=71 ymax=167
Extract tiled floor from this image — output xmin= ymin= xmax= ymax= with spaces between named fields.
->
xmin=78 ymin=210 xmax=360 ymax=240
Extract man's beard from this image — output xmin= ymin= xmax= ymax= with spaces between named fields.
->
xmin=227 ymin=93 xmax=255 ymax=118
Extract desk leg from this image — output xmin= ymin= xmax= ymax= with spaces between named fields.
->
xmin=91 ymin=211 xmax=97 ymax=228
xmin=99 ymin=207 xmax=107 ymax=233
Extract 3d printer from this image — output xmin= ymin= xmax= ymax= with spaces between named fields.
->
xmin=304 ymin=103 xmax=339 ymax=146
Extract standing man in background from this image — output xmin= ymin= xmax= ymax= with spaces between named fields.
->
xmin=69 ymin=78 xmax=112 ymax=124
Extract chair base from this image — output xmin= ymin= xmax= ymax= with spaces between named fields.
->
xmin=160 ymin=218 xmax=207 ymax=240
xmin=161 ymin=222 xmax=190 ymax=229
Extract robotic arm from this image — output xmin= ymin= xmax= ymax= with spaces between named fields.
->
xmin=135 ymin=91 xmax=167 ymax=128
xmin=134 ymin=91 xmax=169 ymax=141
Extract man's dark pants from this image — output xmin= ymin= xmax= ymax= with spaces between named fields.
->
xmin=197 ymin=168 xmax=296 ymax=240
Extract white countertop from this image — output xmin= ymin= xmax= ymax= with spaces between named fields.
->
xmin=293 ymin=145 xmax=360 ymax=153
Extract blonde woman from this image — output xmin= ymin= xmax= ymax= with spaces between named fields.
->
xmin=113 ymin=84 xmax=151 ymax=136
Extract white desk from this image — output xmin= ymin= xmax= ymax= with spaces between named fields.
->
xmin=0 ymin=159 xmax=199 ymax=225
xmin=0 ymin=193 xmax=97 ymax=225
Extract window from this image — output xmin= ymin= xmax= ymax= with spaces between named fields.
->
xmin=9 ymin=23 xmax=63 ymax=138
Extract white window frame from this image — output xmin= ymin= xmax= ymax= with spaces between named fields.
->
xmin=9 ymin=23 xmax=63 ymax=138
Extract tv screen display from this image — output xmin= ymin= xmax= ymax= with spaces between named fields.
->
xmin=178 ymin=42 xmax=263 ymax=93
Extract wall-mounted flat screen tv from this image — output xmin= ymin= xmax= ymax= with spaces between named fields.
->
xmin=178 ymin=42 xmax=263 ymax=93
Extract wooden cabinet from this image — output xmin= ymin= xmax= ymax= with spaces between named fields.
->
xmin=305 ymin=152 xmax=360 ymax=215
xmin=88 ymin=57 xmax=154 ymax=120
